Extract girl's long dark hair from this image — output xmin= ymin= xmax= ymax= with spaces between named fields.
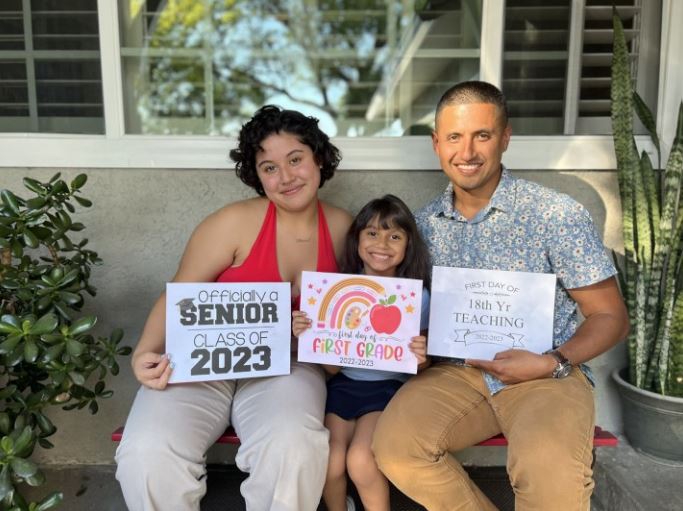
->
xmin=341 ymin=194 xmax=431 ymax=289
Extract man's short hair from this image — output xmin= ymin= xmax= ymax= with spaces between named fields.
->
xmin=435 ymin=81 xmax=509 ymax=128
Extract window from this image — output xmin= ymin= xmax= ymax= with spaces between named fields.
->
xmin=0 ymin=0 xmax=677 ymax=170
xmin=0 ymin=0 xmax=103 ymax=134
xmin=118 ymin=0 xmax=482 ymax=136
xmin=503 ymin=0 xmax=660 ymax=135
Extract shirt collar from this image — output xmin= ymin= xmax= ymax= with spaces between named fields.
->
xmin=434 ymin=166 xmax=515 ymax=220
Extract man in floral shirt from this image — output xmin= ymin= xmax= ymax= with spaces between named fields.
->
xmin=373 ymin=81 xmax=629 ymax=511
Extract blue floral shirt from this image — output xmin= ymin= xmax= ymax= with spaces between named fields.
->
xmin=416 ymin=168 xmax=617 ymax=393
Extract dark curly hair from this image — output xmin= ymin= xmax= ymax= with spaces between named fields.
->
xmin=341 ymin=194 xmax=431 ymax=289
xmin=229 ymin=105 xmax=341 ymax=196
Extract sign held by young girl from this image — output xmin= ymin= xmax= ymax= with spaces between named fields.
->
xmin=297 ymin=271 xmax=423 ymax=373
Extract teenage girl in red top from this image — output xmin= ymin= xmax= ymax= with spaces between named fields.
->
xmin=116 ymin=106 xmax=352 ymax=511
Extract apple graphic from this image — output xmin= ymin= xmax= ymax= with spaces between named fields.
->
xmin=370 ymin=295 xmax=402 ymax=334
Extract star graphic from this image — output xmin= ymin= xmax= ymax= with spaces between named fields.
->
xmin=410 ymin=291 xmax=416 ymax=298
xmin=308 ymin=283 xmax=314 ymax=289
xmin=396 ymin=284 xmax=402 ymax=290
xmin=308 ymin=297 xmax=317 ymax=305
xmin=405 ymin=304 xmax=415 ymax=313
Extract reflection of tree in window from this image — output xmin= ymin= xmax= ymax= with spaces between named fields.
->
xmin=136 ymin=0 xmax=392 ymax=135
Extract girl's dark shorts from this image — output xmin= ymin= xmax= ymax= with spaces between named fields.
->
xmin=325 ymin=372 xmax=404 ymax=420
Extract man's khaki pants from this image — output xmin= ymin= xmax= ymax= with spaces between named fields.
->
xmin=373 ymin=364 xmax=595 ymax=511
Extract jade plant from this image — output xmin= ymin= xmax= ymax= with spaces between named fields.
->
xmin=0 ymin=173 xmax=130 ymax=510
xmin=611 ymin=12 xmax=683 ymax=396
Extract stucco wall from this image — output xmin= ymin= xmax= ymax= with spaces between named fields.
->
xmin=0 ymin=166 xmax=626 ymax=465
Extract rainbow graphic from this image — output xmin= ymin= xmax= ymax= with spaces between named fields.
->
xmin=317 ymin=277 xmax=385 ymax=328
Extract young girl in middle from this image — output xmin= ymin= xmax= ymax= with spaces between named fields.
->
xmin=293 ymin=194 xmax=431 ymax=511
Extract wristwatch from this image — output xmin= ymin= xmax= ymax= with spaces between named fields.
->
xmin=544 ymin=348 xmax=572 ymax=378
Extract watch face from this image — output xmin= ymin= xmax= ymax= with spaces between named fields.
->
xmin=554 ymin=363 xmax=572 ymax=378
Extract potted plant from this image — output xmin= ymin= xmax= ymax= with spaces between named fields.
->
xmin=610 ymin=12 xmax=683 ymax=462
xmin=0 ymin=173 xmax=130 ymax=509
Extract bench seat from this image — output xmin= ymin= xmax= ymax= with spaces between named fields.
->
xmin=111 ymin=425 xmax=618 ymax=447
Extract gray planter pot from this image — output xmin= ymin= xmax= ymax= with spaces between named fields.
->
xmin=612 ymin=368 xmax=683 ymax=462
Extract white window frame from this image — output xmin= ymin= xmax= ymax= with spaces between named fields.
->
xmin=0 ymin=0 xmax=680 ymax=171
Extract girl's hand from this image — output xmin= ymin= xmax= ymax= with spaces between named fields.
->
xmin=292 ymin=310 xmax=312 ymax=337
xmin=132 ymin=352 xmax=173 ymax=390
xmin=409 ymin=335 xmax=428 ymax=365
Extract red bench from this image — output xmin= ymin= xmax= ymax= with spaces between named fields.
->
xmin=111 ymin=425 xmax=618 ymax=447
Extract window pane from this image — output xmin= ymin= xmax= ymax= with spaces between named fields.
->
xmin=503 ymin=0 xmax=571 ymax=135
xmin=119 ymin=0 xmax=483 ymax=136
xmin=502 ymin=0 xmax=660 ymax=135
xmin=0 ymin=0 xmax=104 ymax=134
xmin=576 ymin=0 xmax=660 ymax=135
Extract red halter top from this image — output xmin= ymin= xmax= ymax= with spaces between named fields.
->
xmin=216 ymin=201 xmax=338 ymax=308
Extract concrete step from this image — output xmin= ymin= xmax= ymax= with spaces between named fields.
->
xmin=21 ymin=438 xmax=682 ymax=511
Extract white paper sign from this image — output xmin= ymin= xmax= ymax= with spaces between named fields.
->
xmin=297 ymin=271 xmax=423 ymax=374
xmin=165 ymin=282 xmax=291 ymax=383
xmin=428 ymin=267 xmax=556 ymax=360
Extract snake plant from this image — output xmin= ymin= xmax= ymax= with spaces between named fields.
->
xmin=611 ymin=12 xmax=683 ymax=397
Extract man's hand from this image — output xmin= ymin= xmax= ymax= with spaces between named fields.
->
xmin=132 ymin=352 xmax=173 ymax=389
xmin=466 ymin=349 xmax=556 ymax=384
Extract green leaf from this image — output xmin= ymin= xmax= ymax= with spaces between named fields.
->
xmin=57 ymin=291 xmax=81 ymax=306
xmin=11 ymin=239 xmax=23 ymax=258
xmin=38 ymin=438 xmax=54 ymax=449
xmin=24 ymin=339 xmax=39 ymax=363
xmin=59 ymin=269 xmax=80 ymax=287
xmin=1 ymin=436 xmax=14 ymax=453
xmin=25 ymin=469 xmax=46 ymax=487
xmin=69 ymin=316 xmax=96 ymax=336
xmin=387 ymin=294 xmax=396 ymax=305
xmin=110 ymin=328 xmax=124 ymax=344
xmin=48 ymin=172 xmax=61 ymax=183
xmin=36 ymin=491 xmax=63 ymax=510
xmin=69 ymin=222 xmax=85 ymax=232
xmin=65 ymin=339 xmax=84 ymax=357
xmin=0 ymin=335 xmax=22 ymax=355
xmin=70 ymin=174 xmax=87 ymax=190
xmin=22 ymin=228 xmax=39 ymax=248
xmin=29 ymin=313 xmax=58 ymax=336
xmin=57 ymin=210 xmax=71 ymax=228
xmin=0 ymin=465 xmax=12 ymax=502
xmin=68 ymin=371 xmax=85 ymax=386
xmin=633 ymin=91 xmax=661 ymax=167
xmin=35 ymin=414 xmax=56 ymax=437
xmin=10 ymin=456 xmax=38 ymax=478
xmin=13 ymin=426 xmax=34 ymax=456
xmin=25 ymin=197 xmax=47 ymax=210
xmin=0 ymin=385 xmax=17 ymax=400
xmin=41 ymin=344 xmax=64 ymax=363
xmin=0 ymin=413 xmax=10 ymax=435
xmin=88 ymin=401 xmax=99 ymax=414
xmin=0 ymin=315 xmax=22 ymax=334
xmin=73 ymin=196 xmax=92 ymax=208
xmin=23 ymin=177 xmax=45 ymax=194
xmin=1 ymin=189 xmax=21 ymax=216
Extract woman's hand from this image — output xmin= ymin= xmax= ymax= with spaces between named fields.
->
xmin=132 ymin=352 xmax=173 ymax=390
xmin=292 ymin=310 xmax=312 ymax=337
xmin=409 ymin=335 xmax=429 ymax=368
